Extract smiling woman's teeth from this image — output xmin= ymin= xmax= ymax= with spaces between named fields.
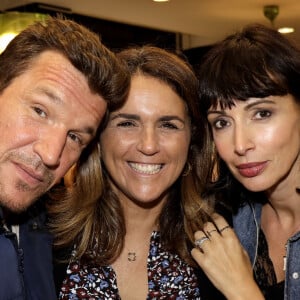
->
xmin=129 ymin=163 xmax=162 ymax=174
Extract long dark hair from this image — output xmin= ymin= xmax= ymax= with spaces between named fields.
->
xmin=198 ymin=23 xmax=300 ymax=210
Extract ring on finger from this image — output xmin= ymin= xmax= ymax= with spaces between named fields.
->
xmin=219 ymin=225 xmax=231 ymax=233
xmin=207 ymin=229 xmax=218 ymax=236
xmin=195 ymin=236 xmax=210 ymax=248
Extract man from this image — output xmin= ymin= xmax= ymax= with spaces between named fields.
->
xmin=0 ymin=16 xmax=129 ymax=299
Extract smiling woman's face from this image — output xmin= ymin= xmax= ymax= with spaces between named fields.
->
xmin=100 ymin=74 xmax=191 ymax=206
xmin=207 ymin=94 xmax=300 ymax=193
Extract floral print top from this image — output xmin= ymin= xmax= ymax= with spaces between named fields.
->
xmin=59 ymin=231 xmax=201 ymax=299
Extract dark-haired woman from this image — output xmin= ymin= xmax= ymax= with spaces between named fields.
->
xmin=192 ymin=23 xmax=300 ymax=300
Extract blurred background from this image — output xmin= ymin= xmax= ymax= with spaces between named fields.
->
xmin=0 ymin=0 xmax=299 ymax=65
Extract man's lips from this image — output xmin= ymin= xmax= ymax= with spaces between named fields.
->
xmin=14 ymin=162 xmax=44 ymax=183
xmin=236 ymin=161 xmax=268 ymax=178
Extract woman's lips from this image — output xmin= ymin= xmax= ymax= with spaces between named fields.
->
xmin=236 ymin=161 xmax=268 ymax=178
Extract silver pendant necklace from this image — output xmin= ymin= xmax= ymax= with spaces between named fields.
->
xmin=127 ymin=252 xmax=137 ymax=262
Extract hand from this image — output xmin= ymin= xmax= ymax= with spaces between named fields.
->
xmin=191 ymin=214 xmax=265 ymax=300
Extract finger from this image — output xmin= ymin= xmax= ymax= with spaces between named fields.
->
xmin=211 ymin=213 xmax=231 ymax=233
xmin=191 ymin=247 xmax=203 ymax=262
xmin=202 ymin=221 xmax=218 ymax=236
xmin=194 ymin=236 xmax=210 ymax=249
xmin=201 ymin=217 xmax=229 ymax=237
xmin=194 ymin=230 xmax=208 ymax=240
xmin=194 ymin=229 xmax=212 ymax=252
xmin=191 ymin=246 xmax=215 ymax=271
xmin=219 ymin=225 xmax=231 ymax=234
xmin=206 ymin=228 xmax=219 ymax=237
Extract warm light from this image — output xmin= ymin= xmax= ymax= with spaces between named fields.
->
xmin=278 ymin=27 xmax=295 ymax=34
xmin=153 ymin=0 xmax=170 ymax=2
xmin=0 ymin=32 xmax=17 ymax=53
xmin=0 ymin=12 xmax=47 ymax=53
xmin=262 ymin=5 xmax=294 ymax=35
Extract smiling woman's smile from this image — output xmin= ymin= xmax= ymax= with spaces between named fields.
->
xmin=128 ymin=162 xmax=163 ymax=175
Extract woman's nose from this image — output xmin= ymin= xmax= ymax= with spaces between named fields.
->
xmin=136 ymin=127 xmax=160 ymax=155
xmin=233 ymin=125 xmax=255 ymax=155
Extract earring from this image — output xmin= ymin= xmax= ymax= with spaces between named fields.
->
xmin=182 ymin=162 xmax=192 ymax=176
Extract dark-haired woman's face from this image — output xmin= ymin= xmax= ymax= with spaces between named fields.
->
xmin=207 ymin=94 xmax=300 ymax=194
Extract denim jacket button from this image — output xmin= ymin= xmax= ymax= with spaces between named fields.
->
xmin=292 ymin=272 xmax=299 ymax=279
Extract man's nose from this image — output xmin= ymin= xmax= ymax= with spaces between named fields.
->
xmin=33 ymin=129 xmax=67 ymax=167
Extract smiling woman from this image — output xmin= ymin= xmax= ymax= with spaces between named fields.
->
xmin=52 ymin=45 xmax=215 ymax=299
xmin=100 ymin=74 xmax=191 ymax=207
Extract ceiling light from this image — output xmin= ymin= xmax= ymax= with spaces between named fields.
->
xmin=153 ymin=0 xmax=170 ymax=2
xmin=263 ymin=4 xmax=295 ymax=35
xmin=278 ymin=27 xmax=295 ymax=34
xmin=263 ymin=5 xmax=279 ymax=27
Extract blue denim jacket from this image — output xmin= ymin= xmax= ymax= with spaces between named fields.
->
xmin=233 ymin=202 xmax=300 ymax=300
xmin=0 ymin=202 xmax=56 ymax=300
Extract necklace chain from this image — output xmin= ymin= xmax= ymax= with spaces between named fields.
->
xmin=283 ymin=243 xmax=287 ymax=271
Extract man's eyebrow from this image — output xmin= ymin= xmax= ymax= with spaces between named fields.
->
xmin=79 ymin=126 xmax=95 ymax=136
xmin=34 ymin=87 xmax=96 ymax=136
xmin=34 ymin=86 xmax=63 ymax=104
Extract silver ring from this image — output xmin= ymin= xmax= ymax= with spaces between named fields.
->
xmin=195 ymin=236 xmax=209 ymax=248
xmin=219 ymin=225 xmax=231 ymax=233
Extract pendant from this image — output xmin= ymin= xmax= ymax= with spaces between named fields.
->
xmin=127 ymin=252 xmax=137 ymax=262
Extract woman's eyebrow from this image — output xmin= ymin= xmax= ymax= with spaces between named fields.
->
xmin=244 ymin=99 xmax=275 ymax=110
xmin=110 ymin=113 xmax=140 ymax=121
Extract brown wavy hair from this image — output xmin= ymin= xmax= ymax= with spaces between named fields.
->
xmin=50 ymin=46 xmax=215 ymax=267
xmin=0 ymin=16 xmax=129 ymax=112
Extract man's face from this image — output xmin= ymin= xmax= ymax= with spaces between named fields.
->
xmin=0 ymin=50 xmax=107 ymax=212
